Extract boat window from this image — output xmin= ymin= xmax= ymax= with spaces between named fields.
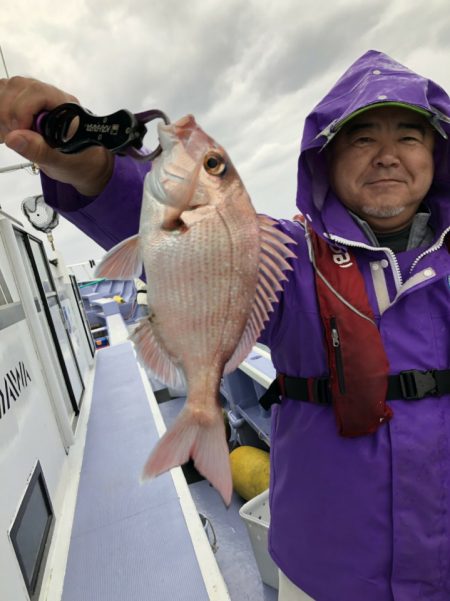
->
xmin=10 ymin=463 xmax=54 ymax=600
xmin=29 ymin=240 xmax=52 ymax=294
xmin=0 ymin=267 xmax=13 ymax=306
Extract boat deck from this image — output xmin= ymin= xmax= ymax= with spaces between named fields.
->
xmin=61 ymin=342 xmax=213 ymax=601
xmin=58 ymin=307 xmax=278 ymax=600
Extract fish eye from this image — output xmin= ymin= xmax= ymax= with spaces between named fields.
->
xmin=203 ymin=151 xmax=227 ymax=176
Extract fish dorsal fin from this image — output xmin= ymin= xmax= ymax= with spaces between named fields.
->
xmin=95 ymin=234 xmax=143 ymax=280
xmin=130 ymin=318 xmax=186 ymax=390
xmin=223 ymin=215 xmax=296 ymax=374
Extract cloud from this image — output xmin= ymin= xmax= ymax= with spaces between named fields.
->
xmin=0 ymin=0 xmax=449 ymax=267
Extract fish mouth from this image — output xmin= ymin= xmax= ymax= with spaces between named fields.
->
xmin=157 ymin=124 xmax=177 ymax=152
xmin=149 ymin=115 xmax=200 ymax=204
xmin=158 ymin=115 xmax=198 ymax=152
xmin=150 ymin=115 xmax=218 ymax=211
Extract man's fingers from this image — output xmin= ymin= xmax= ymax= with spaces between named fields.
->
xmin=0 ymin=76 xmax=79 ymax=137
xmin=5 ymin=129 xmax=60 ymax=166
xmin=0 ymin=77 xmax=112 ymax=195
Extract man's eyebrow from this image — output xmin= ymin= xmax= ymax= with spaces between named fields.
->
xmin=397 ymin=122 xmax=427 ymax=135
xmin=344 ymin=122 xmax=375 ymax=135
xmin=344 ymin=121 xmax=427 ymax=136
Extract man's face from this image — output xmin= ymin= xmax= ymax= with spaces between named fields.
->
xmin=328 ymin=107 xmax=435 ymax=232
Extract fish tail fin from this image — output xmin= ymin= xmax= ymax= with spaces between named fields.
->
xmin=142 ymin=404 xmax=233 ymax=506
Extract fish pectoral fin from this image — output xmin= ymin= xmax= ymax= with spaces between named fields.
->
xmin=223 ymin=214 xmax=297 ymax=374
xmin=161 ymin=205 xmax=188 ymax=232
xmin=129 ymin=318 xmax=186 ymax=390
xmin=95 ymin=234 xmax=143 ymax=279
xmin=180 ymin=204 xmax=214 ymax=228
xmin=141 ymin=405 xmax=233 ymax=506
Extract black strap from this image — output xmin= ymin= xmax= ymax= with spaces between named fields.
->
xmin=259 ymin=369 xmax=450 ymax=410
xmin=387 ymin=369 xmax=450 ymax=400
xmin=259 ymin=379 xmax=284 ymax=411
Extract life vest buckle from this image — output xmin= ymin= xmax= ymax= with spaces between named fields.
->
xmin=399 ymin=369 xmax=437 ymax=400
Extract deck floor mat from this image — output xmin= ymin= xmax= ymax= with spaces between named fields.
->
xmin=62 ymin=342 xmax=210 ymax=601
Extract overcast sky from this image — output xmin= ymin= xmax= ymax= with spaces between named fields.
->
xmin=1 ymin=0 xmax=449 ymax=267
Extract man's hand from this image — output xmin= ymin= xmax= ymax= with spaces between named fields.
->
xmin=0 ymin=76 xmax=114 ymax=196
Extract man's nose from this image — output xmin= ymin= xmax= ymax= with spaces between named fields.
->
xmin=372 ymin=143 xmax=400 ymax=168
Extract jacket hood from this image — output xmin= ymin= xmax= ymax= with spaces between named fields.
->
xmin=297 ymin=49 xmax=450 ymax=243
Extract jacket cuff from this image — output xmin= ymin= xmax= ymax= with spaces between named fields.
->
xmin=39 ymin=155 xmax=148 ymax=213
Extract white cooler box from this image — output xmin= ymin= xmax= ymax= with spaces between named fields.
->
xmin=239 ymin=488 xmax=279 ymax=590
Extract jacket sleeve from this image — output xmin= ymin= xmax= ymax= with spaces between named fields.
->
xmin=40 ymin=155 xmax=151 ymax=251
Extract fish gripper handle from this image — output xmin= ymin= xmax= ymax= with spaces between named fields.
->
xmin=35 ymin=103 xmax=147 ymax=155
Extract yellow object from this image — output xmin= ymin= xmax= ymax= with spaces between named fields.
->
xmin=113 ymin=295 xmax=125 ymax=304
xmin=229 ymin=446 xmax=270 ymax=501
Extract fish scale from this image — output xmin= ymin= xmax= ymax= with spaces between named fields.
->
xmin=148 ymin=228 xmax=225 ymax=365
xmin=144 ymin=204 xmax=258 ymax=373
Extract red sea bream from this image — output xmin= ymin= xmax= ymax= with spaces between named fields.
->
xmin=96 ymin=115 xmax=295 ymax=504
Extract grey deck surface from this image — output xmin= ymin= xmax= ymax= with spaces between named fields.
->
xmin=190 ymin=481 xmax=278 ymax=601
xmin=61 ymin=342 xmax=210 ymax=601
xmin=158 ymin=396 xmax=278 ymax=601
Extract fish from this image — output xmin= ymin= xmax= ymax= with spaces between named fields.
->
xmin=96 ymin=115 xmax=296 ymax=505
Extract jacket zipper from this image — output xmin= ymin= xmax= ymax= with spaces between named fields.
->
xmin=330 ymin=317 xmax=346 ymax=394
xmin=329 ymin=234 xmax=403 ymax=289
xmin=331 ymin=225 xmax=450 ymax=286
xmin=409 ymin=225 xmax=450 ymax=273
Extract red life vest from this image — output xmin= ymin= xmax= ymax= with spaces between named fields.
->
xmin=307 ymin=225 xmax=393 ymax=437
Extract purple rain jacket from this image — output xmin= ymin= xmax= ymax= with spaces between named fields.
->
xmin=41 ymin=50 xmax=450 ymax=601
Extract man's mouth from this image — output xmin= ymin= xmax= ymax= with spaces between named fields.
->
xmin=366 ymin=178 xmax=404 ymax=185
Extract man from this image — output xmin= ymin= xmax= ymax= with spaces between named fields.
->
xmin=1 ymin=50 xmax=449 ymax=600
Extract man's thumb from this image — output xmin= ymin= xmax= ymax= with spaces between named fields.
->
xmin=5 ymin=130 xmax=47 ymax=163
